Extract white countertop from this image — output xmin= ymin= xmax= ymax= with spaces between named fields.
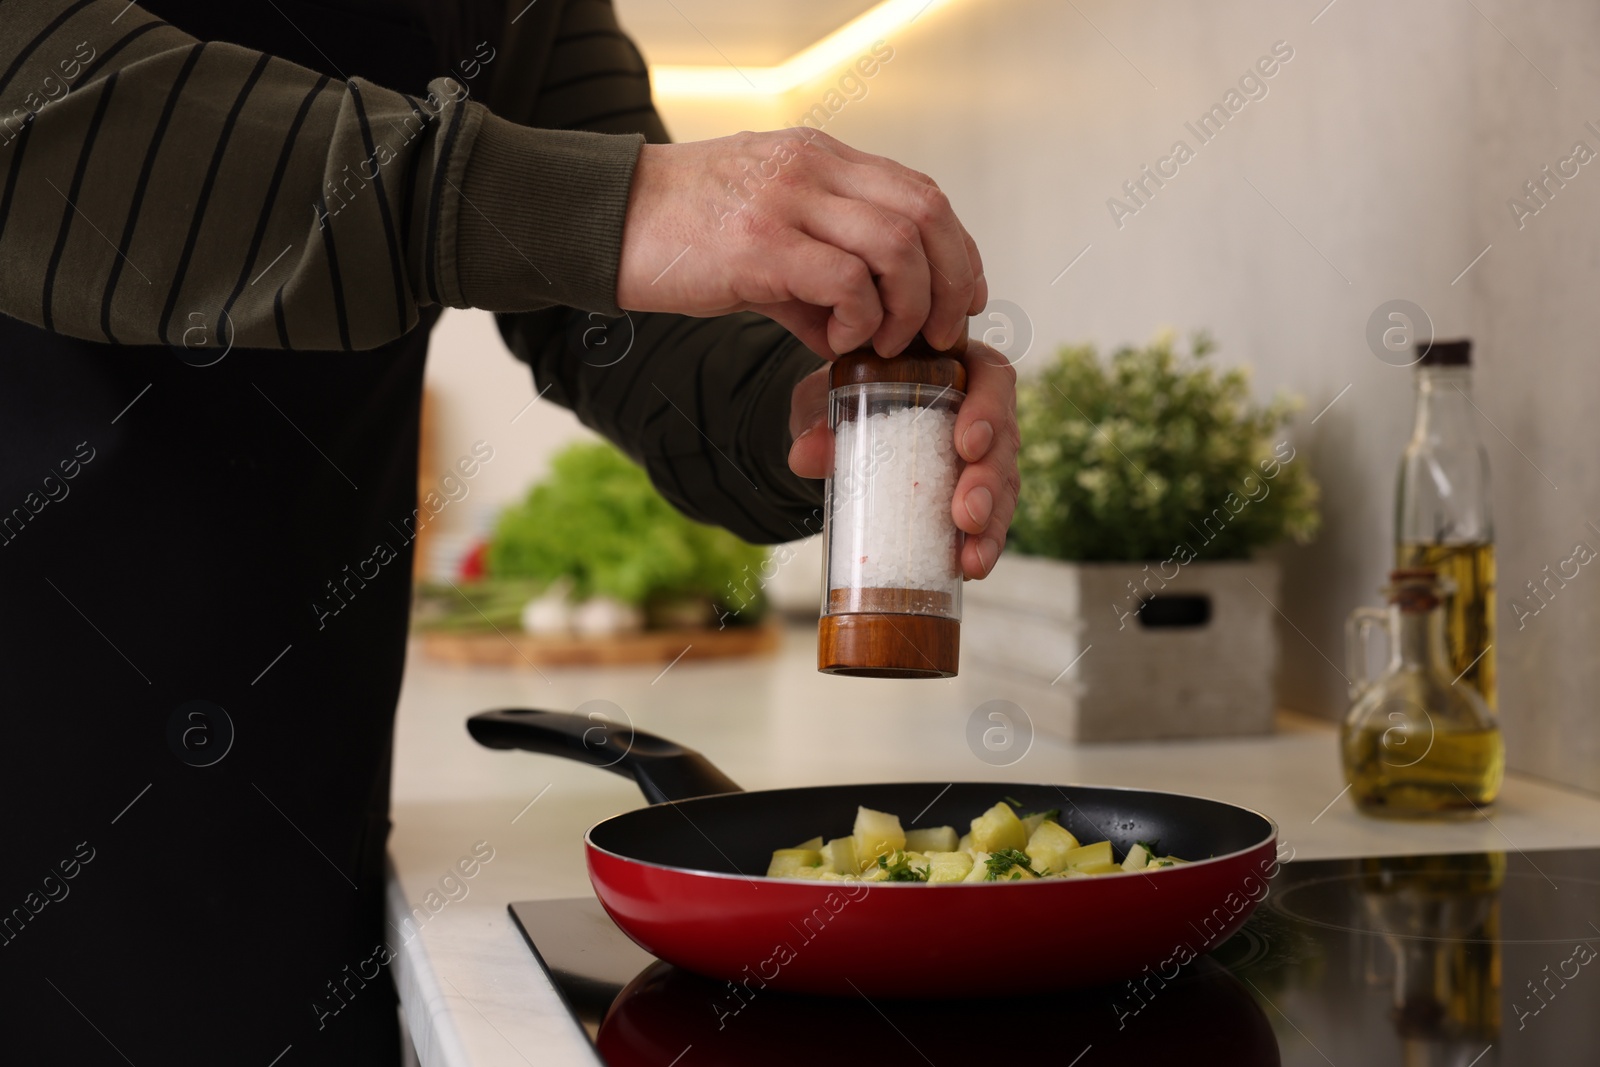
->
xmin=386 ymin=623 xmax=1600 ymax=1067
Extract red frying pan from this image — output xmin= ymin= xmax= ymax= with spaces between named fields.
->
xmin=469 ymin=709 xmax=1281 ymax=998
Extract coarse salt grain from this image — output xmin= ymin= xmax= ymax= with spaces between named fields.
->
xmin=828 ymin=405 xmax=960 ymax=592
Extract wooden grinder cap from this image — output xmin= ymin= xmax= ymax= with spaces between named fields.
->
xmin=829 ymin=333 xmax=968 ymax=392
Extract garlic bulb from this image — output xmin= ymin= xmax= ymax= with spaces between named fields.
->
xmin=521 ymin=583 xmax=574 ymax=636
xmin=572 ymin=596 xmax=644 ymax=637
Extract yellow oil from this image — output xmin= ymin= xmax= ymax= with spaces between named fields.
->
xmin=1343 ymin=723 xmax=1504 ymax=818
xmin=1359 ymin=853 xmax=1504 ymax=1043
xmin=1398 ymin=542 xmax=1496 ymax=709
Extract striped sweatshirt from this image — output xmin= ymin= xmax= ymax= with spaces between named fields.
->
xmin=0 ymin=0 xmax=826 ymax=542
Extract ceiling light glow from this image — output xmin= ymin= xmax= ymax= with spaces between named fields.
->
xmin=650 ymin=0 xmax=959 ymax=98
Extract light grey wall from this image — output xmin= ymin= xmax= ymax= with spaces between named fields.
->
xmin=1468 ymin=0 xmax=1600 ymax=793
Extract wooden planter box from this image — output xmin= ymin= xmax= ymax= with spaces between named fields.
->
xmin=962 ymin=555 xmax=1280 ymax=742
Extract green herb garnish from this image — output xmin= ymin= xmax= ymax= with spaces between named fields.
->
xmin=1134 ymin=839 xmax=1161 ymax=857
xmin=1004 ymin=798 xmax=1060 ymax=823
xmin=984 ymin=849 xmax=1043 ymax=881
xmin=877 ymin=851 xmax=930 ymax=882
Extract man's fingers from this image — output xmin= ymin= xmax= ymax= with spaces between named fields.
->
xmin=785 ymin=366 xmax=831 ymax=480
xmin=960 ymin=224 xmax=988 ymax=314
xmin=826 ymin=161 xmax=975 ymax=351
xmin=954 ymin=460 xmax=1015 ymax=534
xmin=788 ymin=422 xmax=833 ymax=480
xmin=952 ymin=340 xmax=1019 ymax=578
xmin=955 ymin=340 xmax=1018 ymax=461
xmin=789 ymin=364 xmax=830 ymax=438
xmin=802 ymin=197 xmax=930 ymax=357
xmin=761 ymin=302 xmax=836 ymax=359
xmin=799 ymin=134 xmax=986 ymax=327
xmin=956 ymin=450 xmax=1014 ymax=579
xmin=763 ymin=235 xmax=885 ymax=355
xmin=961 ymin=529 xmax=1006 ymax=580
xmin=805 ymin=132 xmax=940 ymax=189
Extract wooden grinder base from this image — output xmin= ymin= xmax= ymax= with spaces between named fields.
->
xmin=817 ymin=612 xmax=960 ymax=678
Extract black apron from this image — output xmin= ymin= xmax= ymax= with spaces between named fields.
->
xmin=0 ymin=1 xmax=506 ymax=1061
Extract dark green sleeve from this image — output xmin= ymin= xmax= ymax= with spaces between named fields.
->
xmin=0 ymin=0 xmax=643 ymax=350
xmin=500 ymin=308 xmax=827 ymax=544
xmin=490 ymin=0 xmax=826 ymax=544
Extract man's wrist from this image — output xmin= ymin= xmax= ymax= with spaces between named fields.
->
xmin=451 ymin=110 xmax=644 ymax=314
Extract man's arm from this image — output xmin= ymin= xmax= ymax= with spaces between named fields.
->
xmin=0 ymin=0 xmax=643 ymax=349
xmin=501 ymin=305 xmax=827 ymax=544
xmin=491 ymin=0 xmax=826 ymax=544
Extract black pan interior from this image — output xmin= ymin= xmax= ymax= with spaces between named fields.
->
xmin=587 ymin=782 xmax=1273 ymax=876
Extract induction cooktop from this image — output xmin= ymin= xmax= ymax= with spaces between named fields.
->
xmin=510 ymin=848 xmax=1600 ymax=1066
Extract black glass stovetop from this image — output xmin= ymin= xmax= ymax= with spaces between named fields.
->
xmin=510 ymin=849 xmax=1600 ymax=1066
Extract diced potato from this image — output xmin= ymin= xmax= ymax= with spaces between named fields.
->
xmin=904 ymin=826 xmax=959 ymax=853
xmin=1058 ymin=839 xmax=1114 ymax=870
xmin=969 ymin=802 xmax=1028 ymax=853
xmin=820 ymin=837 xmax=858 ymax=874
xmin=767 ymin=849 xmax=823 ymax=878
xmin=925 ymin=851 xmax=974 ymax=883
xmin=1025 ymin=820 xmax=1081 ymax=874
xmin=852 ymin=807 xmax=906 ymax=868
xmin=786 ymin=865 xmax=829 ymax=880
xmin=1075 ymin=861 xmax=1124 ymax=875
xmin=793 ymin=836 xmax=824 ymax=851
xmin=1021 ymin=810 xmax=1059 ymax=838
xmin=998 ymin=865 xmax=1037 ymax=882
xmin=957 ymin=832 xmax=974 ymax=854
xmin=962 ymin=852 xmax=993 ymax=882
xmin=1122 ymin=843 xmax=1150 ymax=872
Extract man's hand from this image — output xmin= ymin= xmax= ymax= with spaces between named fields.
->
xmin=616 ymin=129 xmax=987 ymax=359
xmin=787 ymin=340 xmax=1020 ymax=580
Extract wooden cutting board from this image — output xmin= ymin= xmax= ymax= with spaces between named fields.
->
xmin=417 ymin=621 xmax=782 ymax=668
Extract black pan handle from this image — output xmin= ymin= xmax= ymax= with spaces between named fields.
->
xmin=466 ymin=708 xmax=742 ymax=805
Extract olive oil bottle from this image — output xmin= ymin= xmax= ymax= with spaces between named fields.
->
xmin=1342 ymin=570 xmax=1504 ymax=818
xmin=1395 ymin=340 xmax=1495 ymax=708
xmin=1396 ymin=541 xmax=1495 ymax=705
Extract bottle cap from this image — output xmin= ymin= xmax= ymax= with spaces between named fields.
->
xmin=830 ymin=333 xmax=968 ymax=391
xmin=1417 ymin=338 xmax=1471 ymax=367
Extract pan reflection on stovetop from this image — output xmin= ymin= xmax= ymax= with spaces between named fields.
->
xmin=512 ymin=848 xmax=1600 ymax=1066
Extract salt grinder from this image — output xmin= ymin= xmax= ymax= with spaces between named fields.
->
xmin=817 ymin=335 xmax=966 ymax=678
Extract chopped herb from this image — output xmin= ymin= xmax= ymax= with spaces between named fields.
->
xmin=1134 ymin=839 xmax=1161 ymax=857
xmin=984 ymin=849 xmax=1043 ymax=881
xmin=1005 ymin=798 xmax=1060 ymax=823
xmin=877 ymin=851 xmax=929 ymax=882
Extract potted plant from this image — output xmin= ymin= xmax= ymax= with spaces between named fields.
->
xmin=964 ymin=332 xmax=1320 ymax=741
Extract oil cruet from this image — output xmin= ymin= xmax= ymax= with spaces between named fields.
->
xmin=1341 ymin=568 xmax=1504 ymax=818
